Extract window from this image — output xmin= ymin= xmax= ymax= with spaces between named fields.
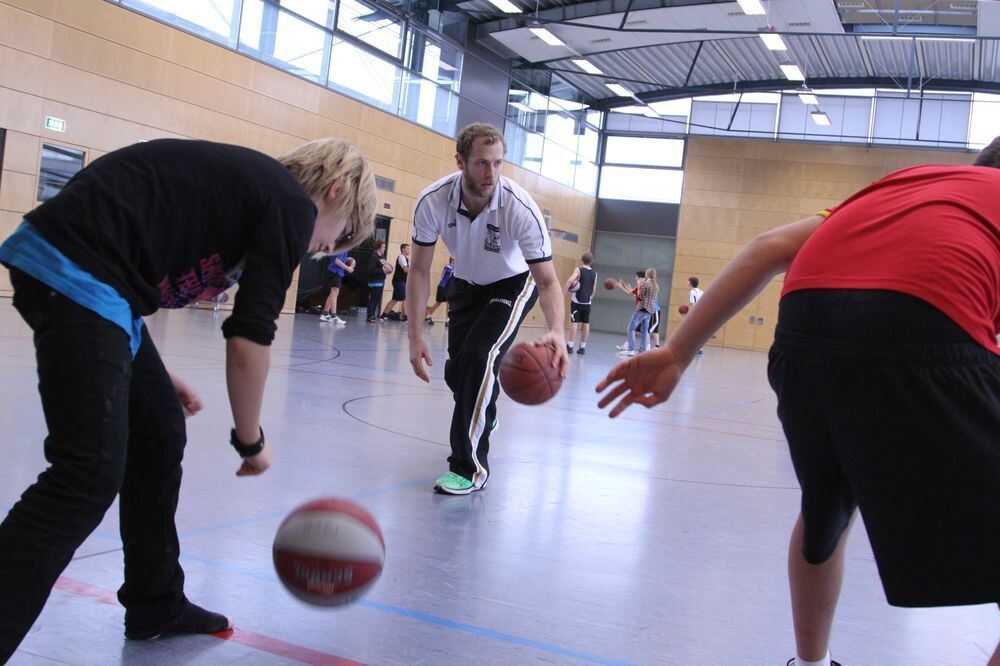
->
xmin=122 ymin=0 xmax=241 ymax=46
xmin=605 ymin=137 xmax=684 ymax=168
xmin=239 ymin=0 xmax=331 ymax=82
xmin=327 ymin=38 xmax=402 ymax=112
xmin=406 ymin=29 xmax=461 ymax=93
xmin=38 ymin=144 xmax=85 ymax=202
xmin=336 ymin=0 xmax=404 ymax=59
xmin=599 ymin=167 xmax=684 ymax=204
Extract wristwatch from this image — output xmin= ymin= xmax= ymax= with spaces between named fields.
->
xmin=230 ymin=427 xmax=265 ymax=458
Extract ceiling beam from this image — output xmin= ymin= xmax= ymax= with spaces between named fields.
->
xmin=586 ymin=76 xmax=1000 ymax=110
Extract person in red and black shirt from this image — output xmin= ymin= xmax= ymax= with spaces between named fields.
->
xmin=0 ymin=138 xmax=376 ymax=659
xmin=597 ymin=137 xmax=1000 ymax=666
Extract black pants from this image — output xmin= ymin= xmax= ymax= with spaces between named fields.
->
xmin=768 ymin=289 xmax=1000 ymax=607
xmin=0 ymin=270 xmax=188 ymax=660
xmin=444 ymin=272 xmax=538 ymax=484
xmin=366 ymin=284 xmax=384 ymax=319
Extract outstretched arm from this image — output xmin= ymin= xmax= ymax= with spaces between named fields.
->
xmin=597 ymin=214 xmax=824 ymax=417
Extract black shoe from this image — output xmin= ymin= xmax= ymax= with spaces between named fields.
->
xmin=125 ymin=601 xmax=232 ymax=640
xmin=576 ymin=347 xmax=585 ymax=355
xmin=566 ymin=344 xmax=573 ymax=354
xmin=425 ymin=316 xmax=434 ymax=325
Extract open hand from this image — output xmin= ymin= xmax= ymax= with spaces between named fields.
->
xmin=596 ymin=347 xmax=683 ymax=417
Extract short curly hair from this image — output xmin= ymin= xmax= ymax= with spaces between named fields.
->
xmin=456 ymin=123 xmax=507 ymax=159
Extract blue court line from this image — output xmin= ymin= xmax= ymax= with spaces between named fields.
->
xmin=179 ymin=551 xmax=633 ymax=666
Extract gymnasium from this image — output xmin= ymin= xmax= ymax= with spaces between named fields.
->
xmin=0 ymin=0 xmax=997 ymax=663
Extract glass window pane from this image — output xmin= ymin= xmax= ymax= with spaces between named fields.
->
xmin=337 ymin=0 xmax=403 ymax=59
xmin=504 ymin=123 xmax=543 ymax=173
xmin=240 ymin=1 xmax=329 ymax=82
xmin=574 ymin=160 xmax=598 ymax=196
xmin=279 ymin=0 xmax=336 ymax=27
xmin=605 ymin=137 xmax=684 ymax=167
xmin=38 ymin=144 xmax=85 ymax=202
xmin=543 ymin=107 xmax=580 ymax=154
xmin=328 ymin=38 xmax=402 ymax=112
xmin=970 ymin=93 xmax=1000 ymax=149
xmin=399 ymin=72 xmax=458 ymax=135
xmin=540 ymin=139 xmax=576 ymax=188
xmin=123 ymin=0 xmax=238 ymax=46
xmin=406 ymin=30 xmax=462 ymax=93
xmin=599 ymin=166 xmax=683 ymax=203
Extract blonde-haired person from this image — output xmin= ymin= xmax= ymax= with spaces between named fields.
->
xmin=621 ymin=268 xmax=659 ymax=356
xmin=0 ymin=136 xmax=376 ymax=660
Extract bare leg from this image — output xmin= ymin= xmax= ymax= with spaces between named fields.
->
xmin=789 ymin=511 xmax=854 ymax=661
xmin=323 ymin=287 xmax=340 ymax=314
xmin=581 ymin=323 xmax=590 ymax=345
xmin=567 ymin=322 xmax=578 ymax=347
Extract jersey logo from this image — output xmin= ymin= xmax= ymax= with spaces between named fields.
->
xmin=484 ymin=224 xmax=501 ymax=253
xmin=489 ymin=297 xmax=512 ymax=307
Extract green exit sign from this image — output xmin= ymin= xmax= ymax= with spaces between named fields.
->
xmin=44 ymin=116 xmax=66 ymax=132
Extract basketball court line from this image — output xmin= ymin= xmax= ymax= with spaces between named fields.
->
xmin=52 ymin=576 xmax=364 ymax=665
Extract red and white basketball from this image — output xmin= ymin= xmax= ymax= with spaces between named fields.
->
xmin=345 ymin=257 xmax=356 ymax=268
xmin=272 ymin=498 xmax=385 ymax=607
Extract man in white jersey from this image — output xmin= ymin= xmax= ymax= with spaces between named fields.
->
xmin=406 ymin=123 xmax=569 ymax=495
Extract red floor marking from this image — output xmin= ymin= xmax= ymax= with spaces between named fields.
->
xmin=53 ymin=576 xmax=364 ymax=665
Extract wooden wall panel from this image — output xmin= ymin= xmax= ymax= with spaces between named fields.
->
xmin=673 ymin=136 xmax=974 ymax=351
xmin=0 ymin=0 xmax=596 ymax=327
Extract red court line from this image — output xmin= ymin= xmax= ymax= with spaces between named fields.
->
xmin=53 ymin=576 xmax=363 ymax=665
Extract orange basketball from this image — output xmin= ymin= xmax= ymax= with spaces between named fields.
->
xmin=498 ymin=342 xmax=562 ymax=405
xmin=678 ymin=304 xmax=689 ymax=315
xmin=272 ymin=498 xmax=385 ymax=607
xmin=603 ymin=277 xmax=618 ymax=290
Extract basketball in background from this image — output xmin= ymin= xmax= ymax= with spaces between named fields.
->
xmin=678 ymin=304 xmax=689 ymax=315
xmin=603 ymin=277 xmax=619 ymax=290
xmin=273 ymin=498 xmax=385 ymax=607
xmin=345 ymin=257 xmax=356 ymax=268
xmin=568 ymin=280 xmax=580 ymax=292
xmin=498 ymin=342 xmax=563 ymax=405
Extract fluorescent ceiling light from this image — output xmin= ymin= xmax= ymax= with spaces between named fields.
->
xmin=487 ymin=0 xmax=522 ymax=13
xmin=759 ymin=33 xmax=786 ymax=51
xmin=605 ymin=82 xmax=633 ymax=97
xmin=508 ymin=89 xmax=529 ymax=97
xmin=781 ymin=64 xmax=805 ymax=81
xmin=572 ymin=59 xmax=603 ymax=75
xmin=811 ymin=111 xmax=831 ymax=126
xmin=798 ymin=93 xmax=819 ymax=105
xmin=508 ymin=101 xmax=534 ymax=113
xmin=529 ymin=27 xmax=564 ymax=46
xmin=917 ymin=37 xmax=975 ymax=44
xmin=736 ymin=0 xmax=766 ymax=16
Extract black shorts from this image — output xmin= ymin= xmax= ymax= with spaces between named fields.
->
xmin=391 ymin=282 xmax=406 ymax=302
xmin=436 ymin=283 xmax=450 ymax=304
xmin=768 ymin=290 xmax=1000 ymax=607
xmin=323 ymin=272 xmax=343 ymax=289
xmin=570 ymin=302 xmax=591 ymax=324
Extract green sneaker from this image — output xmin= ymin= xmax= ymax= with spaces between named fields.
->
xmin=434 ymin=471 xmax=487 ymax=495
